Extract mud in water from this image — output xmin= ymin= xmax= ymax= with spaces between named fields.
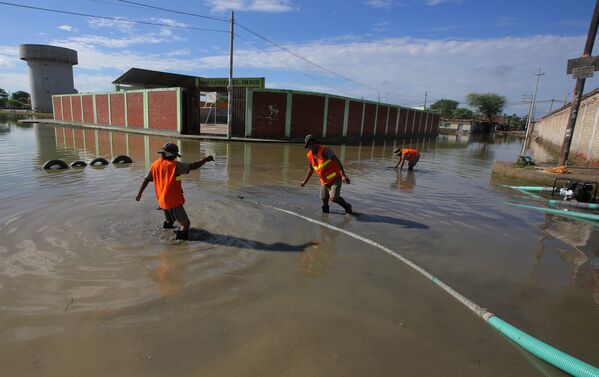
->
xmin=0 ymin=117 xmax=597 ymax=376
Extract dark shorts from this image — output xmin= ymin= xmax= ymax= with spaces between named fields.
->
xmin=321 ymin=177 xmax=342 ymax=201
xmin=408 ymin=155 xmax=420 ymax=170
xmin=163 ymin=206 xmax=189 ymax=224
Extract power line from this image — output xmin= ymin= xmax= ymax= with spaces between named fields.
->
xmin=104 ymin=0 xmax=428 ymax=101
xmin=235 ymin=33 xmax=361 ymax=98
xmin=0 ymin=1 xmax=229 ymax=33
xmin=117 ymin=0 xmax=228 ymax=23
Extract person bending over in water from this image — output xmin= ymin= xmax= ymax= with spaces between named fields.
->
xmin=393 ymin=147 xmax=420 ymax=171
xmin=136 ymin=142 xmax=214 ymax=240
xmin=300 ymin=134 xmax=353 ymax=214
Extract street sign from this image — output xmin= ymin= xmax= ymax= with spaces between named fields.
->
xmin=196 ymin=77 xmax=265 ymax=88
xmin=567 ymin=56 xmax=599 ymax=74
xmin=572 ymin=66 xmax=594 ymax=79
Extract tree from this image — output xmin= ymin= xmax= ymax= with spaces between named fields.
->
xmin=466 ymin=92 xmax=506 ymax=123
xmin=430 ymin=99 xmax=459 ymax=119
xmin=11 ymin=91 xmax=30 ymax=102
xmin=454 ymin=107 xmax=474 ymax=119
xmin=0 ymin=88 xmax=7 ymax=108
xmin=7 ymin=98 xmax=23 ymax=109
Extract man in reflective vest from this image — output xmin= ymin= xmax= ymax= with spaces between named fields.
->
xmin=301 ymin=135 xmax=353 ymax=214
xmin=393 ymin=147 xmax=420 ymax=171
xmin=136 ymin=142 xmax=214 ymax=240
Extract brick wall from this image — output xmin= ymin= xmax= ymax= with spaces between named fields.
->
xmin=53 ymin=97 xmax=62 ymax=120
xmin=375 ymin=105 xmax=388 ymax=136
xmin=326 ymin=97 xmax=345 ymax=137
xmin=96 ymin=94 xmax=110 ymax=125
xmin=347 ymin=101 xmax=363 ymax=137
xmin=290 ymin=93 xmax=325 ymax=138
xmin=61 ymin=96 xmax=72 ymax=121
xmin=110 ymin=93 xmax=126 ymax=127
xmin=362 ymin=103 xmax=377 ymax=136
xmin=126 ymin=92 xmax=144 ymax=128
xmin=149 ymin=91 xmax=178 ymax=131
xmin=72 ymin=96 xmax=82 ymax=122
xmin=252 ymin=91 xmax=286 ymax=138
xmin=82 ymin=95 xmax=94 ymax=123
xmin=388 ymin=107 xmax=398 ymax=136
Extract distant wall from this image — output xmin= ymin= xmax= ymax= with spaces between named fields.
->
xmin=533 ymin=88 xmax=599 ymax=165
xmin=243 ymin=88 xmax=440 ymax=140
xmin=52 ymin=87 xmax=182 ymax=133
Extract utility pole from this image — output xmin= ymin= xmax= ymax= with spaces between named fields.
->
xmin=521 ymin=69 xmax=544 ymax=156
xmin=424 ymin=91 xmax=428 ymax=110
xmin=559 ymin=0 xmax=599 ymax=165
xmin=549 ymin=99 xmax=555 ymax=113
xmin=226 ymin=11 xmax=234 ymax=140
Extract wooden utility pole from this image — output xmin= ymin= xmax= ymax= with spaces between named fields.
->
xmin=227 ymin=11 xmax=235 ymax=140
xmin=559 ymin=0 xmax=599 ymax=165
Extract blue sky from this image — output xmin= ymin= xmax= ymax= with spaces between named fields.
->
xmin=1 ymin=0 xmax=598 ymax=115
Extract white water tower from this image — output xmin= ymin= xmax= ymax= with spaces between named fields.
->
xmin=19 ymin=44 xmax=78 ymax=112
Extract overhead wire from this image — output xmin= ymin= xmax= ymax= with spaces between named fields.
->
xmin=110 ymin=0 xmax=430 ymax=102
xmin=0 ymin=1 xmax=230 ymax=33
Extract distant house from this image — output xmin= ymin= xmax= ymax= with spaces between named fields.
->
xmin=439 ymin=119 xmax=480 ymax=134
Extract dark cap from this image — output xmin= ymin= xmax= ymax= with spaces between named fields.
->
xmin=304 ymin=134 xmax=318 ymax=148
xmin=393 ymin=147 xmax=403 ymax=156
xmin=159 ymin=142 xmax=181 ymax=158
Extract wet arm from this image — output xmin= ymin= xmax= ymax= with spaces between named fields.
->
xmin=189 ymin=155 xmax=215 ymax=170
xmin=136 ymin=179 xmax=150 ymax=201
xmin=301 ymin=166 xmax=314 ymax=186
xmin=394 ymin=156 xmax=402 ymax=169
xmin=333 ymin=156 xmax=350 ymax=183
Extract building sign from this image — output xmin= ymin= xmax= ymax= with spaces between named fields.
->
xmin=567 ymin=56 xmax=599 ymax=74
xmin=197 ymin=77 xmax=265 ymax=88
xmin=572 ymin=66 xmax=594 ymax=79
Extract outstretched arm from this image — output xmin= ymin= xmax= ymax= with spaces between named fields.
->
xmin=300 ymin=166 xmax=314 ymax=187
xmin=190 ymin=155 xmax=215 ymax=170
xmin=136 ymin=179 xmax=150 ymax=201
xmin=332 ymin=156 xmax=350 ymax=184
xmin=394 ymin=156 xmax=403 ymax=170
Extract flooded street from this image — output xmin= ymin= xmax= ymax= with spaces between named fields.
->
xmin=1 ymin=115 xmax=598 ymax=376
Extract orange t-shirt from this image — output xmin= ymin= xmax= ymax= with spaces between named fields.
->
xmin=402 ymin=148 xmax=420 ymax=161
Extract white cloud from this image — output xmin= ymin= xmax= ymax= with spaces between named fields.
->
xmin=424 ymin=0 xmax=461 ymax=5
xmin=365 ymin=0 xmax=405 ymax=9
xmin=0 ymin=72 xmax=29 ymax=92
xmin=87 ymin=17 xmax=136 ymax=32
xmin=194 ymin=34 xmax=598 ymax=114
xmin=205 ymin=0 xmax=296 ymax=13
xmin=74 ymin=74 xmax=116 ymax=93
xmin=0 ymin=45 xmax=19 ymax=68
xmin=57 ymin=25 xmax=77 ymax=32
xmin=62 ymin=32 xmax=184 ymax=49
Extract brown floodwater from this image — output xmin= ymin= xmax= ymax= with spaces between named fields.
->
xmin=1 ymin=115 xmax=598 ymax=376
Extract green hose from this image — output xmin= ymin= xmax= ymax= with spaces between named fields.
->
xmin=488 ymin=316 xmax=599 ymax=377
xmin=547 ymin=200 xmax=599 ymax=210
xmin=505 ymin=202 xmax=599 ymax=223
xmin=507 ymin=186 xmax=556 ymax=192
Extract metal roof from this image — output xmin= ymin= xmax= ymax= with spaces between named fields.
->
xmin=112 ymin=68 xmax=199 ymax=88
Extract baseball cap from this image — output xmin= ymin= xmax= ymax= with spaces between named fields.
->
xmin=159 ymin=142 xmax=181 ymax=158
xmin=304 ymin=134 xmax=317 ymax=148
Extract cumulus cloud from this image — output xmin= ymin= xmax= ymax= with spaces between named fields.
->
xmin=365 ymin=0 xmax=405 ymax=9
xmin=74 ymin=74 xmax=117 ymax=93
xmin=0 ymin=72 xmax=29 ymax=92
xmin=205 ymin=0 xmax=296 ymax=13
xmin=57 ymin=25 xmax=77 ymax=32
xmin=195 ymin=34 xmax=598 ymax=114
xmin=424 ymin=0 xmax=461 ymax=5
xmin=87 ymin=17 xmax=136 ymax=32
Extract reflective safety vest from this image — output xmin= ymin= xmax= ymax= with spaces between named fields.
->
xmin=150 ymin=158 xmax=185 ymax=209
xmin=402 ymin=148 xmax=420 ymax=161
xmin=307 ymin=145 xmax=342 ymax=185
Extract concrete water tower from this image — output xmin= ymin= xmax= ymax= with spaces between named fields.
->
xmin=19 ymin=44 xmax=78 ymax=112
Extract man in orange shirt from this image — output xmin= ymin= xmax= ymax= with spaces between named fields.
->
xmin=394 ymin=147 xmax=420 ymax=171
xmin=136 ymin=142 xmax=214 ymax=240
xmin=301 ymin=135 xmax=353 ymax=214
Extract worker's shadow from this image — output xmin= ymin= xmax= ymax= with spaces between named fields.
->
xmin=186 ymin=228 xmax=314 ymax=252
xmin=352 ymin=213 xmax=429 ymax=229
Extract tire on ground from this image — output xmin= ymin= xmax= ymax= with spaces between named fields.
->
xmin=42 ymin=159 xmax=69 ymax=170
xmin=89 ymin=157 xmax=109 ymax=166
xmin=112 ymin=155 xmax=133 ymax=164
xmin=70 ymin=160 xmax=87 ymax=168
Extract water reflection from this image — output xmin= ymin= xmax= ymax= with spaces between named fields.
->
xmin=393 ymin=171 xmax=416 ymax=191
